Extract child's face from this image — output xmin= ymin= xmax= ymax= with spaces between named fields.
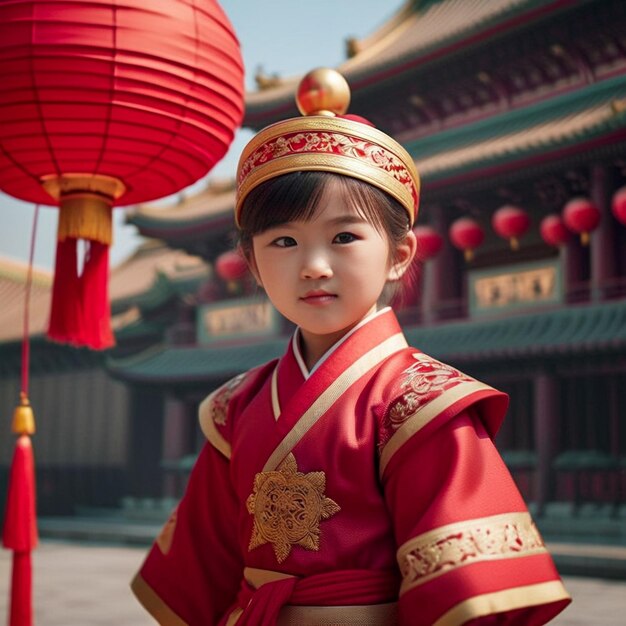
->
xmin=248 ymin=180 xmax=414 ymax=344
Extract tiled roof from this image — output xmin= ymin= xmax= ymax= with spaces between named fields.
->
xmin=405 ymin=298 xmax=626 ymax=363
xmin=109 ymin=240 xmax=208 ymax=311
xmin=0 ymin=242 xmax=208 ymax=344
xmin=107 ymin=337 xmax=285 ymax=384
xmin=106 ymin=298 xmax=626 ymax=383
xmin=114 ymin=76 xmax=626 ymax=232
xmin=245 ymin=0 xmax=564 ymax=121
xmin=341 ymin=0 xmax=535 ymax=82
xmin=128 ymin=181 xmax=235 ymax=237
xmin=0 ymin=257 xmax=52 ymax=342
xmin=413 ymin=74 xmax=626 ymax=186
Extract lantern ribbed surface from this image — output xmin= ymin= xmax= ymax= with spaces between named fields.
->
xmin=0 ymin=0 xmax=245 ymax=206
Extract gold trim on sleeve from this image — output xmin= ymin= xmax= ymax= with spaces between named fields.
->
xmin=379 ymin=380 xmax=494 ymax=477
xmin=433 ymin=580 xmax=571 ymax=626
xmin=199 ymin=392 xmax=231 ymax=459
xmin=264 ymin=333 xmax=408 ymax=472
xmin=397 ymin=512 xmax=547 ymax=595
xmin=130 ymin=573 xmax=189 ymax=626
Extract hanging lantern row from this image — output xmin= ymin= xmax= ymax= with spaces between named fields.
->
xmin=417 ymin=187 xmax=626 ymax=262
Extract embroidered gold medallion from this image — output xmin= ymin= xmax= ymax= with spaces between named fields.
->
xmin=246 ymin=453 xmax=340 ymax=563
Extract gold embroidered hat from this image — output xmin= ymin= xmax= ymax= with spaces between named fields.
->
xmin=235 ymin=68 xmax=420 ymax=227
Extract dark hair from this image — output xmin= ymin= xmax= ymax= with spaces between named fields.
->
xmin=238 ymin=171 xmax=416 ymax=302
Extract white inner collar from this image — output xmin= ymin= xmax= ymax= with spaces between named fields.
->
xmin=292 ymin=307 xmax=391 ymax=379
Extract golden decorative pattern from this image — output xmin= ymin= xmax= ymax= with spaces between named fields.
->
xmin=397 ymin=512 xmax=547 ymax=594
xmin=210 ymin=372 xmax=247 ymax=426
xmin=235 ymin=115 xmax=420 ymax=227
xmin=246 ymin=453 xmax=340 ymax=563
xmin=379 ymin=353 xmax=475 ymax=452
xmin=238 ymin=130 xmax=417 ymax=209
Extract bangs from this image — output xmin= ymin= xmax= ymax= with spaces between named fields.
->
xmin=239 ymin=171 xmax=396 ymax=241
xmin=239 ymin=171 xmax=328 ymax=236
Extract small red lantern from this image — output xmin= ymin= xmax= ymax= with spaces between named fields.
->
xmin=540 ymin=214 xmax=570 ymax=247
xmin=449 ymin=218 xmax=485 ymax=262
xmin=612 ymin=186 xmax=626 ymax=226
xmin=216 ymin=250 xmax=249 ymax=281
xmin=562 ymin=197 xmax=601 ymax=245
xmin=413 ymin=225 xmax=443 ymax=261
xmin=0 ymin=0 xmax=245 ymax=349
xmin=492 ymin=205 xmax=530 ymax=250
xmin=216 ymin=249 xmax=248 ymax=294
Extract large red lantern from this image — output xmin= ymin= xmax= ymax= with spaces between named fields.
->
xmin=562 ymin=197 xmax=601 ymax=246
xmin=492 ymin=205 xmax=530 ymax=250
xmin=612 ymin=186 xmax=626 ymax=226
xmin=540 ymin=214 xmax=570 ymax=248
xmin=413 ymin=225 xmax=443 ymax=261
xmin=0 ymin=0 xmax=245 ymax=349
xmin=449 ymin=217 xmax=484 ymax=262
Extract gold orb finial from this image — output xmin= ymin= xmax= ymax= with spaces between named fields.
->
xmin=296 ymin=68 xmax=351 ymax=117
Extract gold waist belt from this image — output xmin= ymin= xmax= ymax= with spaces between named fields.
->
xmin=276 ymin=601 xmax=398 ymax=626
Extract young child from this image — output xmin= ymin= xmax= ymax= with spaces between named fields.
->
xmin=132 ymin=69 xmax=571 ymax=626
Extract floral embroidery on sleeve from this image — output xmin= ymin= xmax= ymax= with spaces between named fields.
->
xmin=211 ymin=373 xmax=247 ymax=427
xmin=378 ymin=353 xmax=474 ymax=451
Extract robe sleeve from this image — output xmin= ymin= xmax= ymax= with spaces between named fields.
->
xmin=131 ymin=371 xmax=260 ymax=625
xmin=131 ymin=442 xmax=243 ymax=625
xmin=377 ymin=354 xmax=571 ymax=626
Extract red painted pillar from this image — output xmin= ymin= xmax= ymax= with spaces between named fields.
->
xmin=423 ymin=205 xmax=460 ymax=322
xmin=533 ymin=370 xmax=559 ymax=516
xmin=162 ymin=396 xmax=191 ymax=497
xmin=590 ymin=163 xmax=616 ymax=300
xmin=562 ymin=233 xmax=585 ymax=303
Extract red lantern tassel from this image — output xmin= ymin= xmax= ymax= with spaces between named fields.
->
xmin=44 ymin=182 xmax=119 ymax=350
xmin=3 ymin=434 xmax=38 ymax=626
xmin=47 ymin=237 xmax=84 ymax=345
xmin=80 ymin=240 xmax=114 ymax=349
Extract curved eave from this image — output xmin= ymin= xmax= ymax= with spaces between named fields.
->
xmin=106 ymin=299 xmax=626 ymax=384
xmin=414 ymin=74 xmax=626 ymax=192
xmin=129 ymin=211 xmax=234 ymax=241
xmin=405 ymin=298 xmax=626 ymax=364
xmin=128 ymin=188 xmax=236 ymax=240
xmin=244 ymin=0 xmax=573 ymax=127
xmin=111 ymin=271 xmax=208 ymax=316
xmin=106 ymin=338 xmax=285 ymax=384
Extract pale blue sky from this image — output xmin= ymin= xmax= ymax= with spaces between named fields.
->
xmin=0 ymin=0 xmax=404 ymax=271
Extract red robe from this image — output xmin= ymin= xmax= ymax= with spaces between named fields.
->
xmin=132 ymin=308 xmax=570 ymax=625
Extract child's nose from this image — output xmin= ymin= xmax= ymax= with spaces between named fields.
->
xmin=300 ymin=252 xmax=333 ymax=280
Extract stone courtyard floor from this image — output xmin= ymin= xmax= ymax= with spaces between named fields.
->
xmin=0 ymin=540 xmax=625 ymax=625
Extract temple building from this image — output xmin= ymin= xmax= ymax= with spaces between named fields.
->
xmin=2 ymin=0 xmax=626 ymax=540
xmin=116 ymin=0 xmax=626 ymax=531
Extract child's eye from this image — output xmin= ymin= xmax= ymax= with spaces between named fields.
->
xmin=333 ymin=232 xmax=357 ymax=244
xmin=272 ymin=236 xmax=297 ymax=248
